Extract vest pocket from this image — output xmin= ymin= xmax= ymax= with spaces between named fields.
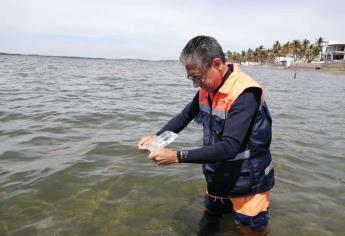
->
xmin=250 ymin=151 xmax=273 ymax=192
xmin=204 ymin=160 xmax=253 ymax=196
xmin=229 ymin=159 xmax=253 ymax=195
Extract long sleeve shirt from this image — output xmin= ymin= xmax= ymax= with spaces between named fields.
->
xmin=156 ymin=87 xmax=260 ymax=163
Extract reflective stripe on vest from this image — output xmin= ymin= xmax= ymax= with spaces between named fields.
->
xmin=227 ymin=150 xmax=273 ymax=176
xmin=211 ymin=108 xmax=227 ymax=119
xmin=198 ymin=64 xmax=263 ymax=119
xmin=264 ymin=160 xmax=274 ymax=176
xmin=200 ymin=104 xmax=210 ymax=113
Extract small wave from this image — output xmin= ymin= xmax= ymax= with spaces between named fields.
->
xmin=86 ymin=142 xmax=135 ymax=156
xmin=275 ymin=112 xmax=304 ymax=120
xmin=0 ymin=150 xmax=27 ymax=161
xmin=19 ymin=135 xmax=67 ymax=146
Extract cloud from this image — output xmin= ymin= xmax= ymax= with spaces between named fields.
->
xmin=1 ymin=0 xmax=344 ymax=59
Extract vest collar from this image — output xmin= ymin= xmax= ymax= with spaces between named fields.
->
xmin=213 ymin=64 xmax=233 ymax=93
xmin=218 ymin=64 xmax=242 ymax=94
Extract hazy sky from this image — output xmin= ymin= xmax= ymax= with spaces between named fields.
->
xmin=1 ymin=0 xmax=344 ymax=60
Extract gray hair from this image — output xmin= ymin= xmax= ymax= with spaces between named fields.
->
xmin=179 ymin=35 xmax=226 ymax=70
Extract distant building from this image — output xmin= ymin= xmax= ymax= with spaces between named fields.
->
xmin=274 ymin=55 xmax=294 ymax=67
xmin=323 ymin=41 xmax=345 ymax=61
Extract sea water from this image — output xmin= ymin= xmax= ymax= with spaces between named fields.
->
xmin=0 ymin=54 xmax=344 ymax=235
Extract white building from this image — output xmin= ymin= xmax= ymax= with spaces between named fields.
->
xmin=323 ymin=41 xmax=345 ymax=61
xmin=274 ymin=55 xmax=295 ymax=67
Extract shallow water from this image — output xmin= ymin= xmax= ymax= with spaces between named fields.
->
xmin=0 ymin=55 xmax=344 ymax=235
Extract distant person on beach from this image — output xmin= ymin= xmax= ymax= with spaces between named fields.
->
xmin=138 ymin=35 xmax=274 ymax=231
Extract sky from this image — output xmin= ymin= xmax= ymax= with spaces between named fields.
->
xmin=1 ymin=0 xmax=344 ymax=60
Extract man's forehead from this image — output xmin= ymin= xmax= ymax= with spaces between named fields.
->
xmin=185 ymin=65 xmax=202 ymax=73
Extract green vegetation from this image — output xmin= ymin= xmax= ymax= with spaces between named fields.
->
xmin=227 ymin=37 xmax=324 ymax=64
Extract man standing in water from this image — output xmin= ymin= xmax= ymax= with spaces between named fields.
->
xmin=138 ymin=36 xmax=274 ymax=231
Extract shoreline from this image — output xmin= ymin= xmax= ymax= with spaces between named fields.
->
xmin=2 ymin=52 xmax=345 ymax=75
xmin=238 ymin=62 xmax=345 ymax=75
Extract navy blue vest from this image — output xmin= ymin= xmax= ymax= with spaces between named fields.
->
xmin=196 ymin=77 xmax=274 ymax=197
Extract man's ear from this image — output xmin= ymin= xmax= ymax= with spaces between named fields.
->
xmin=211 ymin=58 xmax=223 ymax=69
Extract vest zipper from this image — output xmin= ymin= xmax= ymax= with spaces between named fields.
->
xmin=205 ymin=65 xmax=232 ymax=145
xmin=207 ymin=95 xmax=213 ymax=145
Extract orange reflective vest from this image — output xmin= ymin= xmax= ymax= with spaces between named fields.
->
xmin=199 ymin=65 xmax=262 ymax=120
xmin=196 ymin=64 xmax=274 ymax=197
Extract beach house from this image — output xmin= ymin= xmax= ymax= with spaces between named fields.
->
xmin=324 ymin=41 xmax=345 ymax=61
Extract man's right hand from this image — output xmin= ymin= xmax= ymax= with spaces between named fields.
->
xmin=137 ymin=134 xmax=157 ymax=151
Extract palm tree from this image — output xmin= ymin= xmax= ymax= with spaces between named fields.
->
xmin=305 ymin=44 xmax=317 ymax=62
xmin=262 ymin=49 xmax=269 ymax=64
xmin=315 ymin=37 xmax=324 ymax=49
xmin=266 ymin=49 xmax=275 ymax=64
xmin=226 ymin=51 xmax=233 ymax=62
xmin=288 ymin=40 xmax=303 ymax=79
xmin=301 ymin=39 xmax=310 ymax=61
xmin=281 ymin=42 xmax=291 ymax=57
xmin=255 ymin=45 xmax=265 ymax=64
xmin=235 ymin=52 xmax=242 ymax=63
xmin=272 ymin=40 xmax=282 ymax=57
xmin=291 ymin=40 xmax=302 ymax=62
xmin=230 ymin=51 xmax=241 ymax=63
xmin=225 ymin=37 xmax=326 ymax=65
xmin=246 ymin=48 xmax=254 ymax=62
xmin=314 ymin=37 xmax=324 ymax=61
xmin=241 ymin=50 xmax=247 ymax=63
xmin=253 ymin=50 xmax=259 ymax=62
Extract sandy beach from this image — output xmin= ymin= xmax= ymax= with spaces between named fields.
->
xmin=239 ymin=61 xmax=345 ymax=75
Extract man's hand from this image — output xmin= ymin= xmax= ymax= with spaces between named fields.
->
xmin=137 ymin=134 xmax=157 ymax=151
xmin=148 ymin=148 xmax=178 ymax=166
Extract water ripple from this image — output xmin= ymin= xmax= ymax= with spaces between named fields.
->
xmin=0 ymin=55 xmax=344 ymax=235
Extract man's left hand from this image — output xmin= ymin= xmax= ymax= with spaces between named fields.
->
xmin=148 ymin=148 xmax=178 ymax=166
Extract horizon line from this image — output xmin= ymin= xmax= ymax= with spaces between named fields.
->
xmin=0 ymin=52 xmax=179 ymax=62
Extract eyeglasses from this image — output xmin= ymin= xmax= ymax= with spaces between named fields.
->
xmin=186 ymin=62 xmax=213 ymax=83
xmin=187 ymin=74 xmax=203 ymax=83
xmin=186 ymin=68 xmax=207 ymax=83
